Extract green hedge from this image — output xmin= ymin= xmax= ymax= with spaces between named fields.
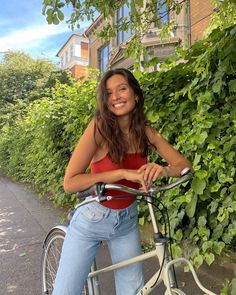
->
xmin=139 ymin=25 xmax=236 ymax=267
xmin=0 ymin=26 xmax=235 ymax=267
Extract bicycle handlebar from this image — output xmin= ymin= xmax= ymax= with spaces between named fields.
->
xmin=76 ymin=168 xmax=194 ymax=200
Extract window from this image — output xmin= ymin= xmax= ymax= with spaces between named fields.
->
xmin=116 ymin=2 xmax=132 ymax=45
xmin=157 ymin=0 xmax=169 ymax=27
xmin=99 ymin=44 xmax=109 ymax=72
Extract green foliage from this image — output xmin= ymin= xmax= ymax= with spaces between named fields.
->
xmin=0 ymin=72 xmax=98 ymax=206
xmin=221 ymin=271 xmax=236 ymax=295
xmin=0 ymin=25 xmax=235 ymax=269
xmin=138 ymin=24 xmax=236 ymax=268
xmin=0 ymin=51 xmax=58 ymax=103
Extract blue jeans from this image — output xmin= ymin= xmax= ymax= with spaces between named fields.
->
xmin=52 ymin=201 xmax=144 ymax=295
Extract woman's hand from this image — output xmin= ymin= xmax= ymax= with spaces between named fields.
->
xmin=137 ymin=163 xmax=168 ymax=188
xmin=122 ymin=169 xmax=148 ymax=192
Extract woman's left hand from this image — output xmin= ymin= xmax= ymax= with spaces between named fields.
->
xmin=138 ymin=163 xmax=167 ymax=189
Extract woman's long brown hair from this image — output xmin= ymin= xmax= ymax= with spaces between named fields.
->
xmin=95 ymin=68 xmax=150 ymax=164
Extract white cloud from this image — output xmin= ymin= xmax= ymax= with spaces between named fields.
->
xmin=0 ymin=23 xmax=70 ymax=52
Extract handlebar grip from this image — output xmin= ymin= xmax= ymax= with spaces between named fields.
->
xmin=76 ymin=182 xmax=106 ymax=200
xmin=180 ymin=167 xmax=193 ymax=177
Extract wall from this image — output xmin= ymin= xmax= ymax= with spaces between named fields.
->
xmin=190 ymin=0 xmax=212 ymax=44
xmin=71 ymin=64 xmax=88 ymax=79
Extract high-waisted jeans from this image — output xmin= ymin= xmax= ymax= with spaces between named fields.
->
xmin=52 ymin=201 xmax=144 ymax=295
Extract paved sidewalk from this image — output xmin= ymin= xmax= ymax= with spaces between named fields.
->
xmin=0 ymin=172 xmax=64 ymax=295
xmin=0 ymin=172 xmax=235 ymax=295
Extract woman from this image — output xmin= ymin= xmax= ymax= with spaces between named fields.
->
xmin=52 ymin=68 xmax=192 ymax=295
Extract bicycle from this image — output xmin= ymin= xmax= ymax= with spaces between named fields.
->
xmin=41 ymin=168 xmax=217 ymax=295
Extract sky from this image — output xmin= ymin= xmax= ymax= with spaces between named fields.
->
xmin=0 ymin=0 xmax=91 ymax=64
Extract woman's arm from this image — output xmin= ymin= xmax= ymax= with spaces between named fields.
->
xmin=138 ymin=127 xmax=192 ymax=187
xmin=64 ymin=119 xmax=148 ymax=193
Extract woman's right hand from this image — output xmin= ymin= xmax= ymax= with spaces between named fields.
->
xmin=121 ymin=169 xmax=148 ymax=192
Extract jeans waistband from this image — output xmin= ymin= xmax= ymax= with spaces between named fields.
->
xmin=86 ymin=200 xmax=137 ymax=216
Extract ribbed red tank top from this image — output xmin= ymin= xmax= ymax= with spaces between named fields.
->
xmin=90 ymin=153 xmax=147 ymax=209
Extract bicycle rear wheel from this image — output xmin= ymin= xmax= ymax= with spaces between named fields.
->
xmin=41 ymin=226 xmax=92 ymax=295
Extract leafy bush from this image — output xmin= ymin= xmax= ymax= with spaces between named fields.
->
xmin=0 ymin=74 xmax=98 ymax=206
xmin=139 ymin=25 xmax=236 ymax=267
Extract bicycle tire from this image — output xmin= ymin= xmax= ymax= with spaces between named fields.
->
xmin=41 ymin=226 xmax=93 ymax=295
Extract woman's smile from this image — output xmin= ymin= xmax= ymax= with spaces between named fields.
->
xmin=112 ymin=101 xmax=126 ymax=108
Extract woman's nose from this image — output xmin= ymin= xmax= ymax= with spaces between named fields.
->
xmin=111 ymin=89 xmax=120 ymax=100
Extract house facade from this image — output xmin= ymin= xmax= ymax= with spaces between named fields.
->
xmin=56 ymin=33 xmax=89 ymax=79
xmin=57 ymin=0 xmax=212 ymax=77
xmin=85 ymin=0 xmax=212 ymax=73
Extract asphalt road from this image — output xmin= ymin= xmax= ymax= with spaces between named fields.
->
xmin=0 ymin=172 xmax=235 ymax=295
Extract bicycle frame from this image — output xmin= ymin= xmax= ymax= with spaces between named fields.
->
xmin=42 ymin=172 xmax=217 ymax=295
xmin=75 ymin=194 xmax=216 ymax=295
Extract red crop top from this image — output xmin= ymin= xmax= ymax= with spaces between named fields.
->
xmin=90 ymin=153 xmax=147 ymax=209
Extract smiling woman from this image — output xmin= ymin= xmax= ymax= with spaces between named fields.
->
xmin=51 ymin=67 xmax=192 ymax=295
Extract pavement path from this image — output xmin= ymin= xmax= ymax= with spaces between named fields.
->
xmin=0 ymin=172 xmax=235 ymax=295
xmin=0 ymin=172 xmax=64 ymax=295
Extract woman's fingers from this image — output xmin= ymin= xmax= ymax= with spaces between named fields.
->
xmin=139 ymin=163 xmax=165 ymax=186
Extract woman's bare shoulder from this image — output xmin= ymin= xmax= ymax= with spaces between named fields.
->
xmin=90 ymin=117 xmax=104 ymax=147
xmin=145 ymin=125 xmax=160 ymax=144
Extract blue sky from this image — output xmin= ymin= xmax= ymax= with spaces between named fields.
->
xmin=0 ymin=0 xmax=91 ymax=64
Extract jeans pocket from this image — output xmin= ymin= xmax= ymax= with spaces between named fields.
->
xmin=128 ymin=204 xmax=138 ymax=220
xmin=80 ymin=205 xmax=105 ymax=222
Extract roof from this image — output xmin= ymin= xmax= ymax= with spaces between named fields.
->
xmin=84 ymin=15 xmax=103 ymax=36
xmin=56 ymin=33 xmax=89 ymax=57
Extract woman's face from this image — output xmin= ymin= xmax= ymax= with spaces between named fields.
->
xmin=106 ymin=74 xmax=137 ymax=118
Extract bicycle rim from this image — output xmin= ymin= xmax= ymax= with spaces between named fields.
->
xmin=41 ymin=228 xmax=65 ymax=295
xmin=41 ymin=227 xmax=92 ymax=295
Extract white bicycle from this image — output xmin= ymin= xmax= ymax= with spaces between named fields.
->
xmin=41 ymin=168 xmax=216 ymax=295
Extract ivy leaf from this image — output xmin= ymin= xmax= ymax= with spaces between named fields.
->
xmin=212 ymin=80 xmax=222 ymax=93
xmin=193 ymin=153 xmax=201 ymax=166
xmin=193 ymin=131 xmax=208 ymax=145
xmin=192 ymin=178 xmax=206 ymax=195
xmin=198 ymin=216 xmax=207 ymax=227
xmin=185 ymin=194 xmax=197 ymax=218
xmin=229 ymin=79 xmax=236 ymax=92
xmin=232 ymin=277 xmax=236 ymax=295
xmin=193 ymin=253 xmax=204 ymax=269
xmin=205 ymin=252 xmax=215 ymax=266
xmin=195 ymin=170 xmax=207 ymax=180
xmin=202 ymin=240 xmax=213 ymax=253
xmin=139 ymin=216 xmax=145 ymax=226
xmin=213 ymin=241 xmax=225 ymax=255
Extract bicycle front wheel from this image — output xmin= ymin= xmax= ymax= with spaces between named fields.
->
xmin=41 ymin=226 xmax=92 ymax=295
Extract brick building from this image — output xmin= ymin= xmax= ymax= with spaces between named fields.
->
xmin=57 ymin=0 xmax=213 ymax=77
xmin=189 ymin=0 xmax=212 ymax=44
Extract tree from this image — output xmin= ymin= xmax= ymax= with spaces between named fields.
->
xmin=0 ymin=51 xmax=72 ymax=104
xmin=42 ymin=0 xmax=236 ymax=62
xmin=0 ymin=51 xmax=72 ymax=129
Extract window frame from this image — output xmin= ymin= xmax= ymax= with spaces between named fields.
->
xmin=156 ymin=0 xmax=169 ymax=27
xmin=116 ymin=2 xmax=132 ymax=46
xmin=98 ymin=43 xmax=110 ymax=72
